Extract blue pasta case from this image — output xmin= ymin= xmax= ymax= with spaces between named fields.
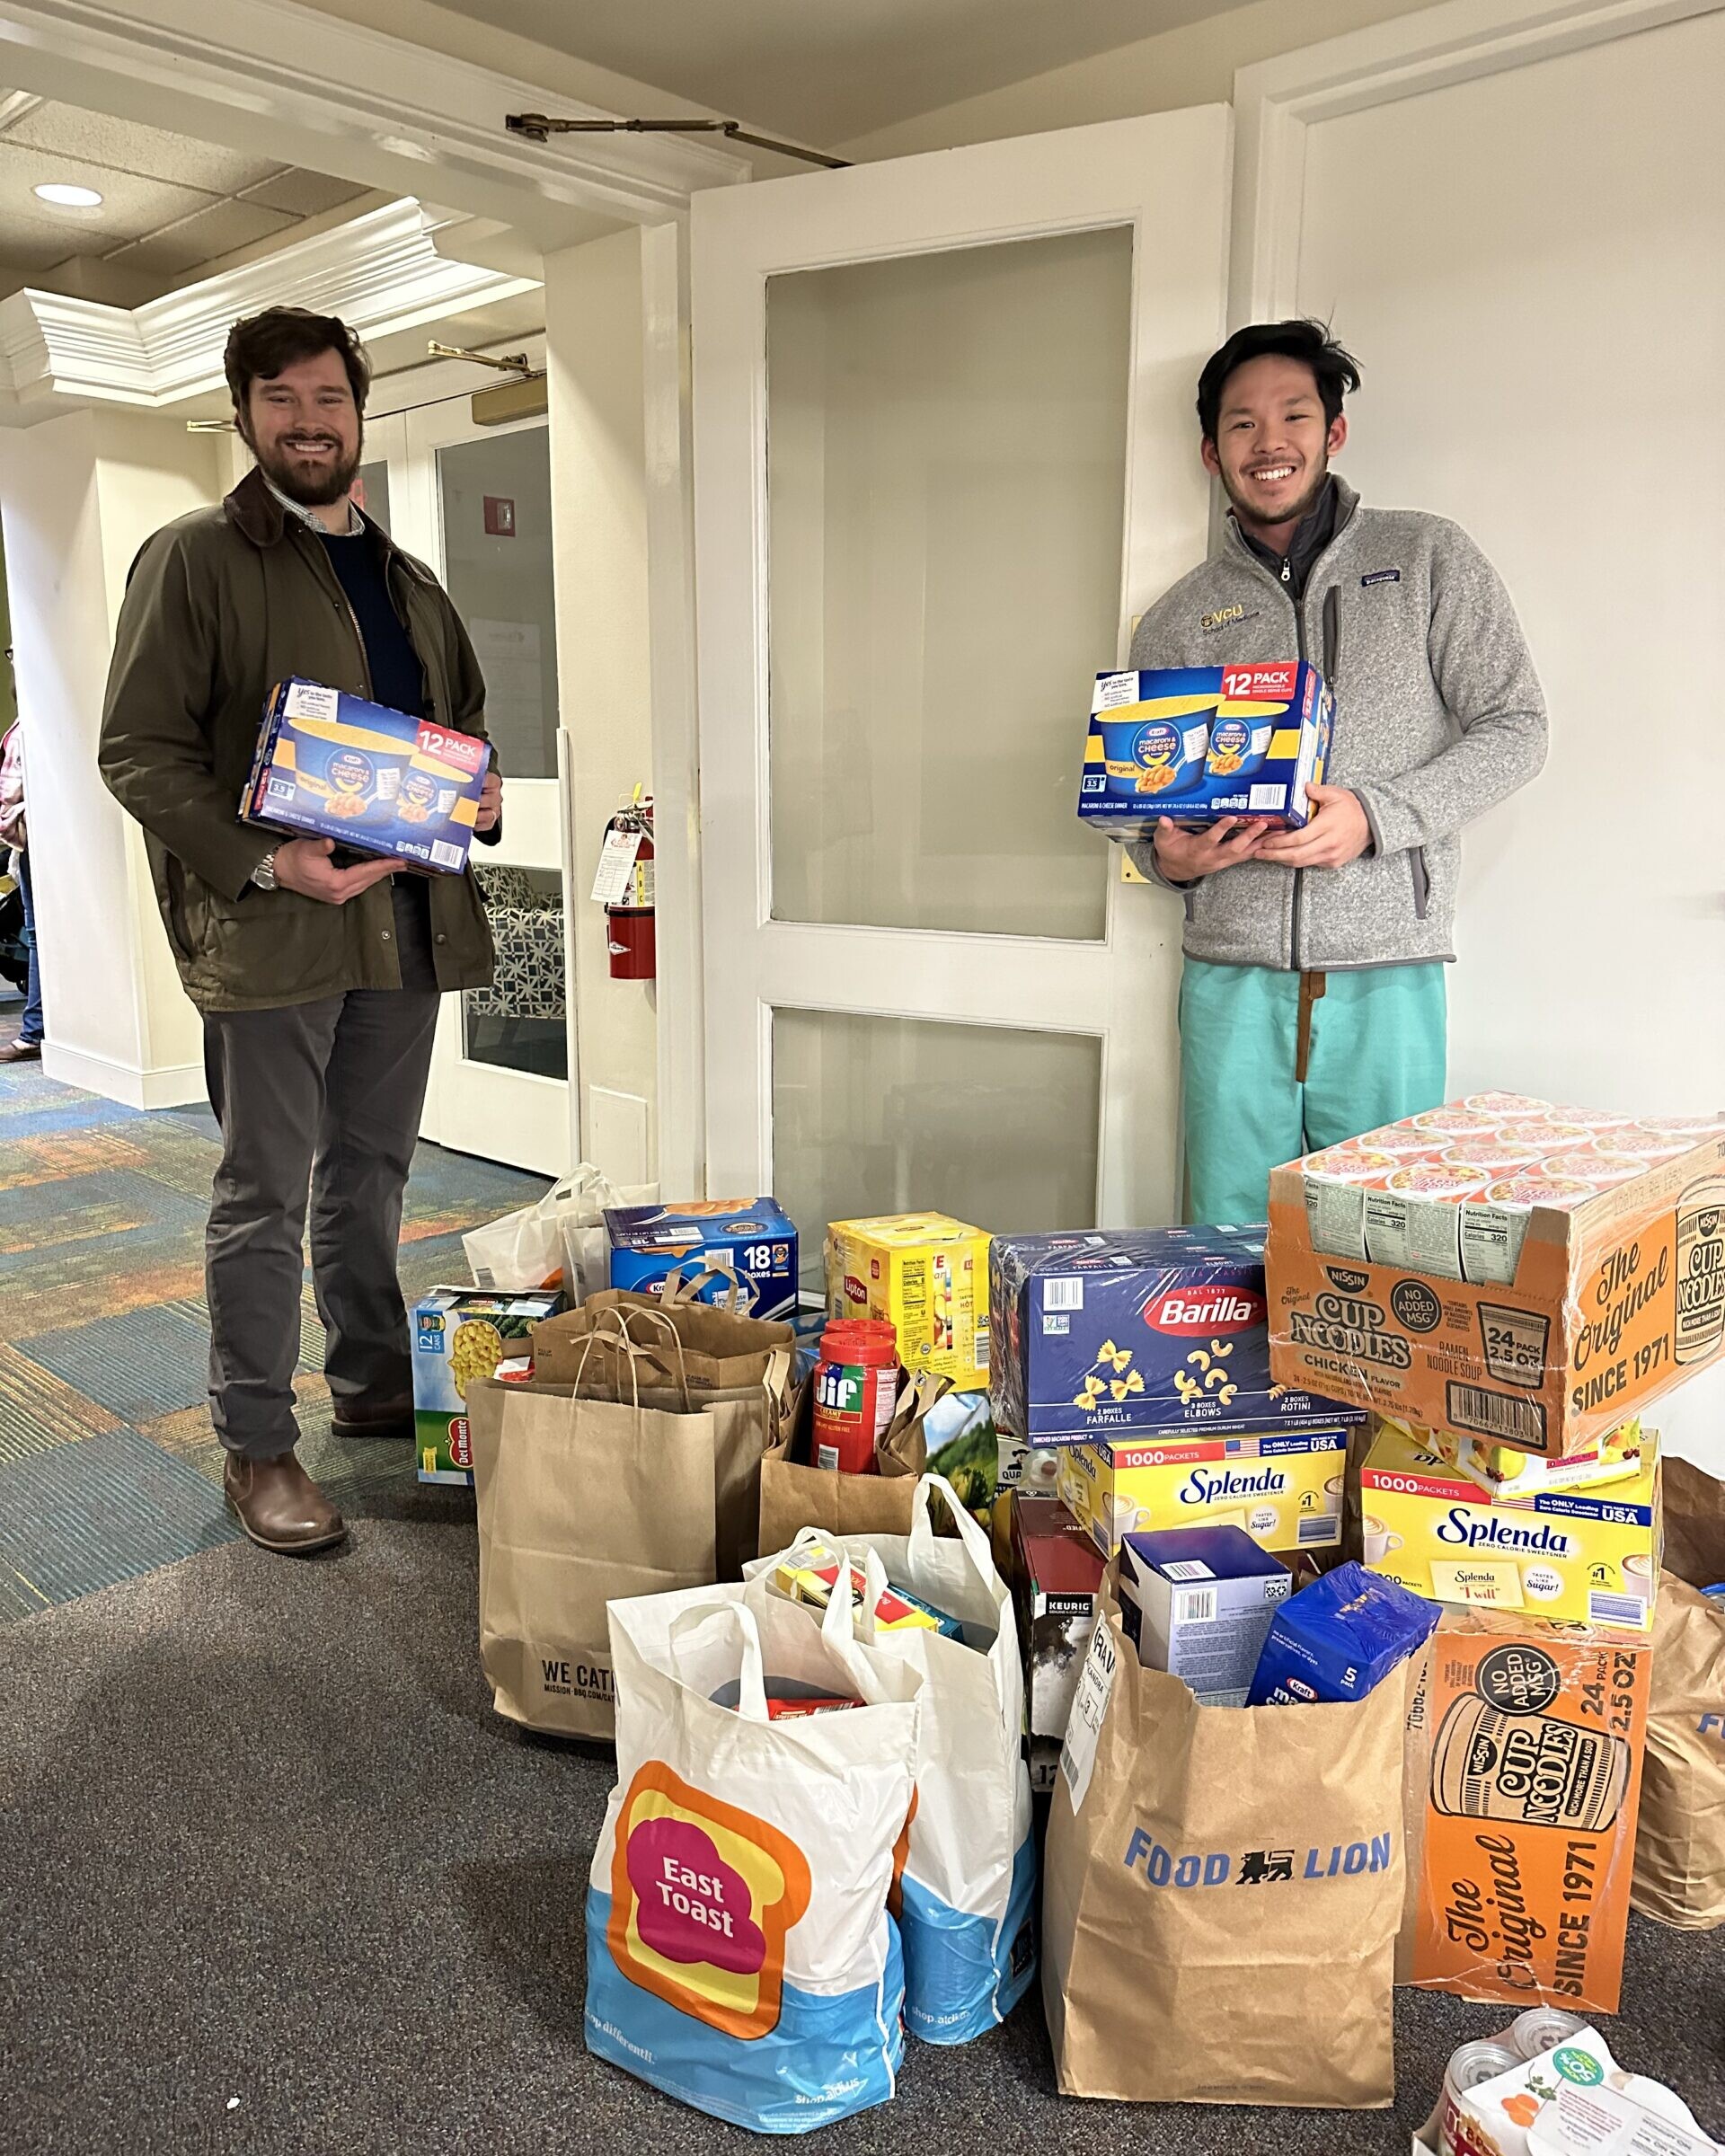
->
xmin=988 ymin=1225 xmax=1364 ymax=1446
xmin=242 ymin=677 xmax=489 ymax=871
xmin=1077 ymin=660 xmax=1332 ymax=836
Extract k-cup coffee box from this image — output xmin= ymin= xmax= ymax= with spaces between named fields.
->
xmin=1266 ymin=1107 xmax=1725 ymax=1458
xmin=1057 ymin=1425 xmax=1350 ymax=1560
xmin=990 ymin=1224 xmax=1362 ymax=1445
xmin=1403 ymin=1608 xmax=1652 ymax=2011
xmin=1360 ymin=1417 xmax=1661 ymax=1631
xmin=242 ymin=678 xmax=490 ymax=870
xmin=1077 ymin=660 xmax=1333 ymax=836
xmin=1118 ymin=1524 xmax=1291 ymax=1706
xmin=825 ymin=1212 xmax=991 ymax=1392
xmin=411 ymin=1287 xmax=564 ymax=1485
xmin=605 ymin=1198 xmax=798 ymax=1321
xmin=1011 ymin=1496 xmax=1105 ymax=1742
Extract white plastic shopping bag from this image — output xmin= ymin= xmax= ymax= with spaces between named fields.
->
xmin=585 ymin=1571 xmax=921 ymax=2134
xmin=756 ymin=1475 xmax=1037 ymax=2045
xmin=463 ymin=1167 xmax=657 ymax=1296
xmin=561 ymin=1177 xmax=659 ymax=1303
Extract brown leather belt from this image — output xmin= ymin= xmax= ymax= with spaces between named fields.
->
xmin=1296 ymin=969 xmax=1327 ymax=1084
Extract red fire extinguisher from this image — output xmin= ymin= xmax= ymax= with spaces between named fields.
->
xmin=601 ymin=790 xmax=655 ymax=981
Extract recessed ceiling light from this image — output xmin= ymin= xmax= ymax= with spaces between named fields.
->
xmin=34 ymin=181 xmax=103 ymax=208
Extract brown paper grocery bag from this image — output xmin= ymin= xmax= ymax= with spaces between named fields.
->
xmin=1632 ymin=1456 xmax=1725 ymax=1929
xmin=467 ymin=1367 xmax=770 ymax=1742
xmin=1042 ymin=1576 xmax=1404 ymax=2108
xmin=531 ymin=1265 xmax=793 ymax=1398
xmin=756 ymin=1366 xmax=948 ymax=1555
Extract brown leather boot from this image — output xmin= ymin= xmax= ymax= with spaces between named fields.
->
xmin=330 ymin=1397 xmax=414 ymax=1443
xmin=224 ymin=1449 xmax=348 ymax=1554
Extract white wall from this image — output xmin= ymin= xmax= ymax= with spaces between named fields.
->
xmin=544 ymin=228 xmax=659 ymax=1184
xmin=0 ymin=410 xmax=221 ymax=1105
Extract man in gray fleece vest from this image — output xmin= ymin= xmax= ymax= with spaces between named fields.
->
xmin=1128 ymin=320 xmax=1546 ymax=1222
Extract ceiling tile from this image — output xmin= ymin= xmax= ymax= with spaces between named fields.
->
xmin=0 ymin=103 xmax=281 ymax=195
xmin=237 ymin=169 xmax=368 ymax=218
xmin=0 ymin=140 xmax=216 ymax=244
xmin=104 ymin=199 xmax=298 ymax=277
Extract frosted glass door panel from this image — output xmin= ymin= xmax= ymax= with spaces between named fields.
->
xmin=765 ymin=228 xmax=1131 ymax=941
xmin=773 ymin=1008 xmax=1101 ymax=1286
xmin=437 ymin=430 xmax=559 ymax=779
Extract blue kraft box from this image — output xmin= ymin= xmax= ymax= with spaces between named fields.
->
xmin=1077 ymin=660 xmax=1332 ymax=836
xmin=242 ymin=677 xmax=489 ymax=872
xmin=989 ymin=1226 xmax=1365 ymax=1446
xmin=605 ymin=1199 xmax=799 ymax=1321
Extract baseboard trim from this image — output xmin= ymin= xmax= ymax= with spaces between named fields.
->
xmin=40 ymin=1043 xmax=207 ymax=1111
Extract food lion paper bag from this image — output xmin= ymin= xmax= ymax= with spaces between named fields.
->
xmin=585 ymin=1579 xmax=921 ymax=2133
xmin=762 ymin=1477 xmax=1037 ymax=2046
xmin=1042 ymin=1575 xmax=1404 ymax=2108
xmin=1633 ymin=1456 xmax=1725 ymax=1929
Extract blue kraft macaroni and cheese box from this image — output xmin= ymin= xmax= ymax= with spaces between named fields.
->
xmin=1118 ymin=1524 xmax=1291 ymax=1704
xmin=1245 ymin=1560 xmax=1439 ymax=1708
xmin=605 ymin=1199 xmax=799 ymax=1321
xmin=990 ymin=1225 xmax=1366 ymax=1446
xmin=242 ymin=677 xmax=490 ymax=871
xmin=1077 ymin=660 xmax=1332 ymax=836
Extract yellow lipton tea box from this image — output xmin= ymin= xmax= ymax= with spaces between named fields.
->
xmin=1359 ymin=1418 xmax=1662 ymax=1632
xmin=825 ymin=1213 xmax=990 ymax=1392
xmin=1056 ymin=1426 xmax=1351 ymax=1560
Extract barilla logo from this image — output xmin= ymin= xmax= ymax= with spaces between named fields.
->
xmin=1222 ymin=662 xmax=1296 ymax=701
xmin=845 ymin=1276 xmax=867 ymax=1305
xmin=1434 ymin=1507 xmax=1576 ymax=1558
xmin=1146 ymin=1286 xmax=1263 ymax=1339
xmin=1181 ymin=1465 xmax=1288 ymax=1505
xmin=1124 ymin=1827 xmax=1393 ymax=1887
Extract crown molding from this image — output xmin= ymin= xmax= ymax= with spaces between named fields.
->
xmin=0 ymin=198 xmax=540 ymax=415
xmin=0 ymin=0 xmax=751 ymax=244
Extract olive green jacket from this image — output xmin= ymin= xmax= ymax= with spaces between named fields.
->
xmin=99 ymin=466 xmax=497 ymax=1013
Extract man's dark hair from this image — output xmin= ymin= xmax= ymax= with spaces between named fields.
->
xmin=1197 ymin=319 xmax=1360 ymax=442
xmin=224 ymin=307 xmax=370 ymax=420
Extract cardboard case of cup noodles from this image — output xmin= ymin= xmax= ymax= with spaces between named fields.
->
xmin=991 ymin=1225 xmax=1366 ymax=1446
xmin=1266 ymin=1102 xmax=1725 ymax=1460
xmin=1402 ymin=1608 xmax=1651 ymax=2014
xmin=1077 ymin=660 xmax=1333 ymax=835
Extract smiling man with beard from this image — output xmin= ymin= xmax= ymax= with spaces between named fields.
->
xmin=99 ymin=308 xmax=503 ymax=1554
xmin=1128 ymin=320 xmax=1548 ymax=1224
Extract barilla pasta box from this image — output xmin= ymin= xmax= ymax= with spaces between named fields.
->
xmin=1057 ymin=1426 xmax=1351 ymax=1560
xmin=1267 ymin=1108 xmax=1725 ymax=1458
xmin=411 ymin=1286 xmax=564 ymax=1485
xmin=1077 ymin=660 xmax=1332 ymax=837
xmin=1359 ymin=1417 xmax=1662 ymax=1632
xmin=989 ymin=1224 xmax=1366 ymax=1445
xmin=605 ymin=1199 xmax=798 ymax=1321
xmin=1403 ymin=1607 xmax=1651 ymax=2010
xmin=242 ymin=679 xmax=489 ymax=871
xmin=825 ymin=1213 xmax=990 ymax=1392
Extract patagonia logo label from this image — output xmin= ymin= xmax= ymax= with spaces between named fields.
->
xmin=1200 ymin=604 xmax=1252 ymax=631
xmin=1360 ymin=568 xmax=1401 ymax=587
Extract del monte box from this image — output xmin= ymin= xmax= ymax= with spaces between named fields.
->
xmin=1266 ymin=1110 xmax=1725 ymax=1459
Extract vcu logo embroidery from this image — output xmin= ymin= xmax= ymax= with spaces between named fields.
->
xmin=1200 ymin=603 xmax=1247 ymax=632
xmin=608 ymin=1762 xmax=811 ymax=2040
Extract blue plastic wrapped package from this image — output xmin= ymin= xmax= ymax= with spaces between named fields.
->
xmin=1246 ymin=1560 xmax=1438 ymax=1707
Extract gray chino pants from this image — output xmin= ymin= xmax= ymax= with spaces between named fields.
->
xmin=202 ymin=888 xmax=441 ymax=1460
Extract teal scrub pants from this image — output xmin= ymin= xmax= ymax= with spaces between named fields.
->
xmin=1180 ymin=959 xmax=1447 ymax=1226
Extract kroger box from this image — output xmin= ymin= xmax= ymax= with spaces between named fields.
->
xmin=411 ymin=1286 xmax=563 ymax=1485
xmin=242 ymin=678 xmax=489 ymax=871
xmin=1078 ymin=660 xmax=1332 ymax=837
xmin=1058 ymin=1426 xmax=1350 ymax=1560
xmin=990 ymin=1225 xmax=1365 ymax=1445
xmin=606 ymin=1198 xmax=798 ymax=1321
xmin=826 ymin=1212 xmax=990 ymax=1392
xmin=1267 ymin=1117 xmax=1725 ymax=1458
xmin=1359 ymin=1417 xmax=1662 ymax=1632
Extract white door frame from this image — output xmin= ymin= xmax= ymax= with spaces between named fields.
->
xmin=1231 ymin=0 xmax=1724 ymax=323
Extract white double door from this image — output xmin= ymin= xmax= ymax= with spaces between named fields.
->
xmin=691 ymin=109 xmax=1230 ymax=1260
xmin=358 ymin=393 xmax=574 ymax=1177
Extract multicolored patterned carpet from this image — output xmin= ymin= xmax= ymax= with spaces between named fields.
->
xmin=0 ymin=1004 xmax=540 ymax=1621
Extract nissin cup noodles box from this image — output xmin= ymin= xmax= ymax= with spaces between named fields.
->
xmin=243 ymin=678 xmax=490 ymax=870
xmin=1078 ymin=661 xmax=1333 ymax=838
xmin=989 ymin=1225 xmax=1365 ymax=1445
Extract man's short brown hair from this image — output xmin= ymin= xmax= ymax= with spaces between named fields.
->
xmin=224 ymin=307 xmax=370 ymax=417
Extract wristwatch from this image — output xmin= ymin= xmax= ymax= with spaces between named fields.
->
xmin=251 ymin=848 xmax=279 ymax=892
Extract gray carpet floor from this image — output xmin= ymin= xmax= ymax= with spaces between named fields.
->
xmin=4 ymin=1498 xmax=1721 ymax=2156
